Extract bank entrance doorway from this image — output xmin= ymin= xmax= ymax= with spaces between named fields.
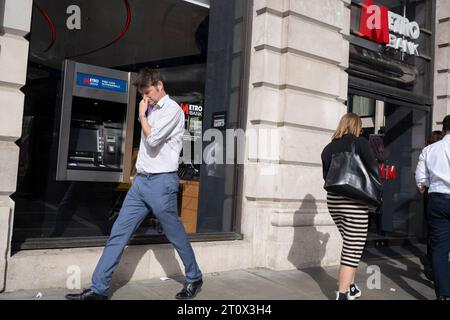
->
xmin=348 ymin=93 xmax=430 ymax=246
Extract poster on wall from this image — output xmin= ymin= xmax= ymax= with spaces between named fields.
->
xmin=181 ymin=103 xmax=203 ymax=142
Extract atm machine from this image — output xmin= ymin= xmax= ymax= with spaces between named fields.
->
xmin=56 ymin=60 xmax=137 ymax=182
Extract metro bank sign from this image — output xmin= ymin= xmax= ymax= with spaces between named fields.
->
xmin=76 ymin=73 xmax=127 ymax=93
xmin=359 ymin=0 xmax=420 ymax=56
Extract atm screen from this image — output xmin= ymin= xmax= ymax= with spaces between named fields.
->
xmin=70 ymin=127 xmax=98 ymax=153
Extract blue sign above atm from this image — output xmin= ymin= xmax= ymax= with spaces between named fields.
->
xmin=76 ymin=73 xmax=127 ymax=93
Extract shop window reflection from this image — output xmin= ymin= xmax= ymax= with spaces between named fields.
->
xmin=12 ymin=0 xmax=248 ymax=249
xmin=349 ymin=94 xmax=428 ymax=242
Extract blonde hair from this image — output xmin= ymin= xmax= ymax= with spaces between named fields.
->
xmin=332 ymin=113 xmax=362 ymax=140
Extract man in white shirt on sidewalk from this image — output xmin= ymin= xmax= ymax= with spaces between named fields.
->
xmin=65 ymin=68 xmax=203 ymax=300
xmin=416 ymin=115 xmax=450 ymax=300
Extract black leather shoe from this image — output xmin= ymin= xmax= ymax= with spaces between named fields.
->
xmin=65 ymin=288 xmax=108 ymax=300
xmin=175 ymin=279 xmax=203 ymax=300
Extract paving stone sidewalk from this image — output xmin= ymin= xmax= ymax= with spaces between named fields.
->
xmin=0 ymin=245 xmax=441 ymax=300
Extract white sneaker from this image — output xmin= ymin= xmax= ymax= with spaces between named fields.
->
xmin=348 ymin=283 xmax=362 ymax=300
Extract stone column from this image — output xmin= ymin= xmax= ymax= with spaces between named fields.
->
xmin=434 ymin=0 xmax=450 ymax=130
xmin=242 ymin=0 xmax=351 ymax=270
xmin=0 ymin=0 xmax=32 ymax=292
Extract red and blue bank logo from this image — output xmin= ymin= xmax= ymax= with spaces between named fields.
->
xmin=82 ymin=77 xmax=97 ymax=84
xmin=76 ymin=73 xmax=127 ymax=93
xmin=359 ymin=0 xmax=420 ymax=56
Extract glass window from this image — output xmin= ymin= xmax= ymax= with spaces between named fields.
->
xmin=350 ymin=95 xmax=376 ymax=117
xmin=349 ymin=94 xmax=429 ymax=242
xmin=380 ymin=102 xmax=428 ymax=238
xmin=12 ymin=0 xmax=250 ymax=249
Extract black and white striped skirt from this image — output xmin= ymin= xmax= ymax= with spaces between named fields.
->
xmin=327 ymin=192 xmax=369 ymax=268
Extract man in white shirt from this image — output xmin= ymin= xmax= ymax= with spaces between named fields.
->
xmin=66 ymin=68 xmax=202 ymax=300
xmin=415 ymin=115 xmax=450 ymax=300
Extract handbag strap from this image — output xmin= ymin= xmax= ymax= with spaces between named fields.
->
xmin=350 ymin=140 xmax=357 ymax=155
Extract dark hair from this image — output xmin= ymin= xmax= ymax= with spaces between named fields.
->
xmin=427 ymin=130 xmax=443 ymax=145
xmin=443 ymin=115 xmax=450 ymax=132
xmin=132 ymin=68 xmax=164 ymax=91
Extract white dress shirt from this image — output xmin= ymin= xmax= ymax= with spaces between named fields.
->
xmin=415 ymin=134 xmax=450 ymax=195
xmin=136 ymin=94 xmax=185 ymax=174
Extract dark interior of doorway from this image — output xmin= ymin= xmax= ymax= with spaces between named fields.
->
xmin=348 ymin=88 xmax=431 ymax=249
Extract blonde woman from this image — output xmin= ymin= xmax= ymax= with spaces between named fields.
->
xmin=321 ymin=113 xmax=380 ymax=300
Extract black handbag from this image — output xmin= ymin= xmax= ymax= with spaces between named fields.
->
xmin=324 ymin=141 xmax=382 ymax=207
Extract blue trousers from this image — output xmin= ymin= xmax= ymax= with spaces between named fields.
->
xmin=91 ymin=173 xmax=202 ymax=296
xmin=427 ymin=193 xmax=450 ymax=298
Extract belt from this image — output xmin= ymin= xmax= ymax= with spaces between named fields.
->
xmin=429 ymin=192 xmax=450 ymax=199
xmin=137 ymin=171 xmax=177 ymax=177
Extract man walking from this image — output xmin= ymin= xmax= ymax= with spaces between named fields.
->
xmin=66 ymin=68 xmax=203 ymax=300
xmin=416 ymin=115 xmax=450 ymax=300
